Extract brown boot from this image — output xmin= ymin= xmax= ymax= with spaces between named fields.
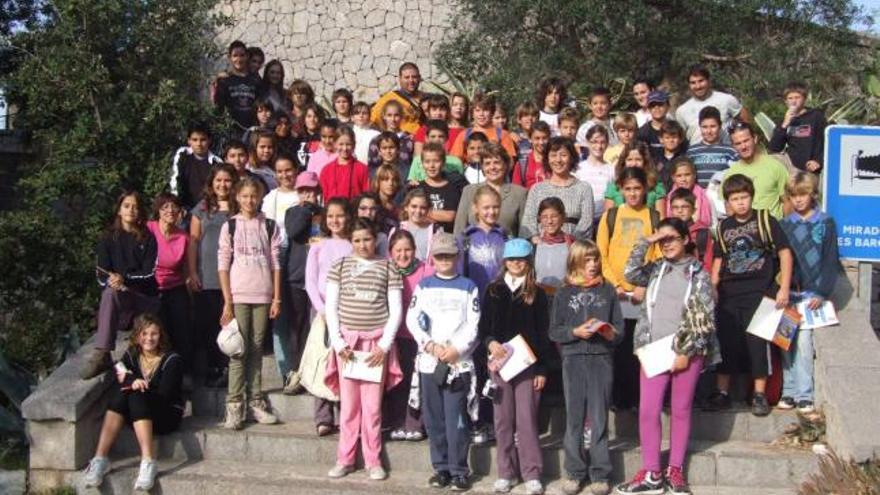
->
xmin=80 ymin=350 xmax=112 ymax=380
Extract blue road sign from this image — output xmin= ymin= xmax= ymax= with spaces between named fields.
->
xmin=823 ymin=125 xmax=880 ymax=262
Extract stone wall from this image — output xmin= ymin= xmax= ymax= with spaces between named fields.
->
xmin=214 ymin=0 xmax=457 ymax=102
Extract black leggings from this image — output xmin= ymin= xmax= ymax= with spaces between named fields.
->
xmin=160 ymin=285 xmax=192 ymax=370
xmin=194 ymin=289 xmax=228 ymax=372
xmin=107 ymin=387 xmax=182 ymax=435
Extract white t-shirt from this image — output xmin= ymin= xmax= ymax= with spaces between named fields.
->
xmin=353 ymin=125 xmax=380 ymax=166
xmin=635 ymin=108 xmax=651 ymax=128
xmin=675 ymin=90 xmax=743 ymax=145
xmin=539 ymin=111 xmax=560 ymax=136
xmin=261 ymin=189 xmax=300 ymax=246
xmin=576 ymin=119 xmax=618 ymax=147
xmin=574 ymin=160 xmax=615 ymax=219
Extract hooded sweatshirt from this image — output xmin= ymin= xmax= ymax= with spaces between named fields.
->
xmin=217 ymin=213 xmax=281 ymax=304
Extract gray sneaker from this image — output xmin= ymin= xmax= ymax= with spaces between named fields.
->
xmin=589 ymin=480 xmax=610 ymax=495
xmin=133 ymin=458 xmax=157 ymax=491
xmin=327 ymin=464 xmax=355 ymax=478
xmin=224 ymin=401 xmax=244 ymax=430
xmin=82 ymin=456 xmax=110 ymax=487
xmin=248 ymin=399 xmax=279 ymax=424
xmin=561 ymin=477 xmax=582 ymax=495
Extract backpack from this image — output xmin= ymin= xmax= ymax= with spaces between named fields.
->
xmin=605 ymin=206 xmax=660 ymax=240
xmin=227 ymin=217 xmax=277 ymax=264
xmin=713 ymin=209 xmax=775 ymax=255
xmin=695 ymin=228 xmax=711 ymax=260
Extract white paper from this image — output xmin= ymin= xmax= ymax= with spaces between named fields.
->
xmin=498 ymin=335 xmax=537 ymax=382
xmin=746 ymin=297 xmax=785 ymax=342
xmin=797 ymin=301 xmax=839 ymax=330
xmin=341 ymin=350 xmax=384 ymax=383
xmin=636 ymin=335 xmax=676 ymax=378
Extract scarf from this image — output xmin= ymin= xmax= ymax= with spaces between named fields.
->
xmin=567 ymin=274 xmax=604 ymax=288
xmin=541 ymin=231 xmax=574 ymax=245
xmin=396 ymin=259 xmax=420 ymax=277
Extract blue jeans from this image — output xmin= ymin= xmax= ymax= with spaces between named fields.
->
xmin=273 ymin=285 xmax=310 ymax=378
xmin=421 ymin=372 xmax=472 ymax=477
xmin=782 ymin=328 xmax=814 ymax=402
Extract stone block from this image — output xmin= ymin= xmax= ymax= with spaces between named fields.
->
xmin=371 ymin=36 xmax=389 ymax=56
xmin=715 ymin=450 xmax=794 ymax=488
xmin=349 ymin=10 xmax=366 ymax=29
xmin=403 ymin=12 xmax=422 ymax=33
xmin=365 ymin=9 xmax=385 ymax=28
xmin=320 ymin=27 xmax=341 ymax=41
xmin=28 ymin=412 xmax=101 ymax=471
xmin=343 ymin=55 xmax=362 ymax=74
xmin=292 ymin=11 xmax=309 ymax=33
xmin=390 ymin=40 xmax=410 ymax=60
xmin=28 ymin=468 xmax=76 ymax=494
xmin=373 ymin=56 xmax=390 ymax=78
xmin=386 ymin=12 xmax=403 ymax=29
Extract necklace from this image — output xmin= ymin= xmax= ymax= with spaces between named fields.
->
xmin=139 ymin=353 xmax=162 ymax=381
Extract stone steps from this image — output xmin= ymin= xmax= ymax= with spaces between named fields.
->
xmin=106 ymin=417 xmax=815 ymax=489
xmin=76 ymin=457 xmax=802 ymax=495
xmin=189 ymin=385 xmax=800 ymax=444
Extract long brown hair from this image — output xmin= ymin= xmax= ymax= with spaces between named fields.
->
xmin=108 ymin=190 xmax=149 ymax=242
xmin=201 ymin=163 xmax=238 ymax=213
xmin=489 ymin=257 xmax=538 ymax=306
xmin=230 ymin=177 xmax=265 ymax=215
xmin=128 ymin=313 xmax=172 ymax=355
xmin=615 ymin=141 xmax=658 ymax=190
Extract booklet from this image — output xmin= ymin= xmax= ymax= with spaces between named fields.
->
xmin=745 ymin=297 xmax=802 ymax=351
xmin=341 ymin=350 xmax=384 ymax=383
xmin=496 ymin=334 xmax=537 ymax=382
xmin=636 ymin=334 xmax=676 ymax=378
xmin=797 ymin=300 xmax=839 ymax=330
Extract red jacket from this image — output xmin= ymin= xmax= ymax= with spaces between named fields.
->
xmin=319 ymin=160 xmax=370 ymax=201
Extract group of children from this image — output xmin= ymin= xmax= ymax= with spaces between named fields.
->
xmin=82 ymin=42 xmax=840 ymax=495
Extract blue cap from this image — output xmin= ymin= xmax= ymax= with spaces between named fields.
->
xmin=647 ymin=90 xmax=669 ymax=105
xmin=503 ymin=238 xmax=533 ymax=259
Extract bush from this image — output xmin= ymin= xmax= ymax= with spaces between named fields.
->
xmin=0 ymin=0 xmax=228 ymax=376
xmin=800 ymin=451 xmax=880 ymax=495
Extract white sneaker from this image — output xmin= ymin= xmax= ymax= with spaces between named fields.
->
xmin=327 ymin=464 xmax=355 ymax=478
xmin=369 ymin=466 xmax=387 ymax=480
xmin=493 ymin=478 xmax=513 ymax=493
xmin=389 ymin=429 xmax=407 ymax=441
xmin=248 ymin=399 xmax=279 ymax=424
xmin=83 ymin=456 xmax=110 ymax=487
xmin=133 ymin=458 xmax=157 ymax=491
xmin=405 ymin=430 xmax=425 ymax=441
xmin=224 ymin=401 xmax=244 ymax=430
xmin=524 ymin=479 xmax=544 ymax=495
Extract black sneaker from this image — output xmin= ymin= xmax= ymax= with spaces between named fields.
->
xmin=614 ymin=469 xmax=664 ymax=494
xmin=450 ymin=475 xmax=470 ymax=492
xmin=796 ymin=400 xmax=815 ymax=413
xmin=702 ymin=391 xmax=731 ymax=411
xmin=777 ymin=396 xmax=795 ymax=410
xmin=752 ymin=393 xmax=771 ymax=417
xmin=429 ymin=471 xmax=451 ymax=488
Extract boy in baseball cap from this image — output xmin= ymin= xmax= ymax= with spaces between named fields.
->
xmin=406 ymin=231 xmax=481 ymax=491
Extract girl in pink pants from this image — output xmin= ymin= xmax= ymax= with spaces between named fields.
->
xmin=616 ymin=218 xmax=718 ymax=495
xmin=323 ymin=218 xmax=403 ymax=481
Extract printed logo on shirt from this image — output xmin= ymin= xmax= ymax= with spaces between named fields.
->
xmin=567 ymin=290 xmax=600 ymax=313
xmin=428 ymin=192 xmax=445 ymax=211
xmin=723 ymin=219 xmax=766 ymax=274
xmin=790 ymin=125 xmax=813 ymax=139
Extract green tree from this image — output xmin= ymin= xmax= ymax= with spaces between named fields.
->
xmin=0 ymin=0 xmax=228 ymax=376
xmin=437 ymin=0 xmax=874 ymax=111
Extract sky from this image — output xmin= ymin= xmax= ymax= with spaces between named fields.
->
xmin=856 ymin=0 xmax=880 ymax=30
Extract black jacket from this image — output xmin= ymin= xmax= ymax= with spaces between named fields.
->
xmin=768 ymin=108 xmax=826 ymax=172
xmin=118 ymin=348 xmax=184 ymax=412
xmin=284 ymin=202 xmax=322 ymax=287
xmin=96 ymin=230 xmax=158 ymax=296
xmin=478 ymin=281 xmax=553 ymax=376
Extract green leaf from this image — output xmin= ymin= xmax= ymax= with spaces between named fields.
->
xmin=867 ymin=74 xmax=880 ymax=98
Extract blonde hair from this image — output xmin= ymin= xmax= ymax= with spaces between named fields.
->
xmin=564 ymin=240 xmax=602 ymax=285
xmin=372 ymin=164 xmax=402 ymax=201
xmin=471 ymin=185 xmax=501 ymax=226
xmin=785 ymin=170 xmax=820 ymax=202
xmin=613 ymin=112 xmax=638 ymax=132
